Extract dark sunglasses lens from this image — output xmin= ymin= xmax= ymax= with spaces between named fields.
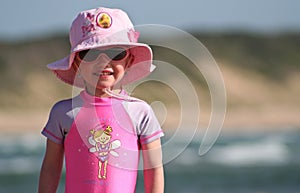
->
xmin=78 ymin=50 xmax=88 ymax=60
xmin=106 ymin=48 xmax=128 ymax=61
xmin=78 ymin=48 xmax=128 ymax=62
xmin=79 ymin=50 xmax=101 ymax=62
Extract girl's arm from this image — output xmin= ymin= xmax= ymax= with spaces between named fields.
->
xmin=141 ymin=138 xmax=164 ymax=193
xmin=38 ymin=139 xmax=64 ymax=193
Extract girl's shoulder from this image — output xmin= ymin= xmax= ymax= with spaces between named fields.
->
xmin=49 ymin=95 xmax=83 ymax=115
xmin=122 ymin=97 xmax=153 ymax=115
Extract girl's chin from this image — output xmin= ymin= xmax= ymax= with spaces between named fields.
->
xmin=96 ymin=83 xmax=113 ymax=90
xmin=87 ymin=80 xmax=114 ymax=89
xmin=84 ymin=84 xmax=112 ymax=94
xmin=84 ymin=79 xmax=120 ymax=92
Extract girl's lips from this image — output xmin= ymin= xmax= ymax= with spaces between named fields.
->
xmin=93 ymin=70 xmax=114 ymax=76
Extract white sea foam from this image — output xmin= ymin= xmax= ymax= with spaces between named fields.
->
xmin=0 ymin=156 xmax=42 ymax=174
xmin=0 ymin=133 xmax=44 ymax=153
xmin=173 ymin=148 xmax=200 ymax=166
xmin=0 ymin=134 xmax=45 ymax=174
xmin=19 ymin=134 xmax=45 ymax=151
xmin=207 ymin=136 xmax=290 ymax=167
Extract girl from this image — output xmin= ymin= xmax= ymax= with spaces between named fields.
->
xmin=38 ymin=7 xmax=164 ymax=193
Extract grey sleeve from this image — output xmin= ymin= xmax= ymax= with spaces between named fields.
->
xmin=41 ymin=99 xmax=77 ymax=144
xmin=123 ymin=100 xmax=164 ymax=144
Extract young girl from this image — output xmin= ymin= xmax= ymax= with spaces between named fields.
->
xmin=38 ymin=7 xmax=164 ymax=193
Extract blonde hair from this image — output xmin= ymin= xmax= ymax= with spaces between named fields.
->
xmin=90 ymin=125 xmax=113 ymax=139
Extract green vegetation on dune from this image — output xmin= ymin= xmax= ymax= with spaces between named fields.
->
xmin=196 ymin=33 xmax=300 ymax=79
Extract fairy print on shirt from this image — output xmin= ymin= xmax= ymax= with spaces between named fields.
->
xmin=88 ymin=125 xmax=121 ymax=179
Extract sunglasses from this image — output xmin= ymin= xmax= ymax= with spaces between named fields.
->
xmin=77 ymin=47 xmax=129 ymax=62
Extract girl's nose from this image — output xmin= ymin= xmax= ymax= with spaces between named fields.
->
xmin=97 ymin=53 xmax=111 ymax=62
xmin=94 ymin=54 xmax=112 ymax=68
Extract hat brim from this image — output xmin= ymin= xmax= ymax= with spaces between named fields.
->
xmin=47 ymin=42 xmax=154 ymax=88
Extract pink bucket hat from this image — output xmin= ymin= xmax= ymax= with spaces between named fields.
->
xmin=47 ymin=7 xmax=154 ymax=88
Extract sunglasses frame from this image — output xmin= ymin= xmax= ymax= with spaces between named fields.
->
xmin=77 ymin=46 xmax=130 ymax=63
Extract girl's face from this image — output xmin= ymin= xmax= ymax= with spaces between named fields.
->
xmin=75 ymin=47 xmax=131 ymax=96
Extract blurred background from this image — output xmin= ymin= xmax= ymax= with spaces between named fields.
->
xmin=0 ymin=0 xmax=300 ymax=193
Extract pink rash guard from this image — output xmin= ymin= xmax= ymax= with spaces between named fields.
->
xmin=42 ymin=91 xmax=164 ymax=193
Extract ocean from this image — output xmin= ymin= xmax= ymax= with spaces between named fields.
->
xmin=1 ymin=129 xmax=300 ymax=193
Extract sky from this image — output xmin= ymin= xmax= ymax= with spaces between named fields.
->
xmin=1 ymin=0 xmax=300 ymax=41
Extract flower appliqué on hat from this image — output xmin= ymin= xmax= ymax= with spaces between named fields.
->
xmin=82 ymin=13 xmax=96 ymax=37
xmin=127 ymin=29 xmax=140 ymax=43
xmin=96 ymin=12 xmax=112 ymax=29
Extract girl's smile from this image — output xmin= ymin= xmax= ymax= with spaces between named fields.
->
xmin=96 ymin=69 xmax=114 ymax=77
